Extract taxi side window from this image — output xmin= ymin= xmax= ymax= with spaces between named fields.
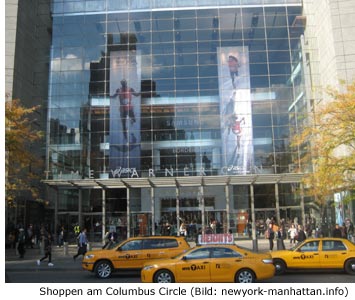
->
xmin=211 ymin=248 xmax=242 ymax=258
xmin=120 ymin=240 xmax=142 ymax=251
xmin=162 ymin=239 xmax=178 ymax=248
xmin=143 ymin=239 xmax=162 ymax=249
xmin=299 ymin=241 xmax=319 ymax=252
xmin=322 ymin=240 xmax=346 ymax=251
xmin=185 ymin=248 xmax=211 ymax=260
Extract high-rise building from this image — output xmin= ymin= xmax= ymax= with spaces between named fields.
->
xmin=5 ymin=0 xmax=52 ymax=229
xmin=5 ymin=0 xmax=355 ymax=242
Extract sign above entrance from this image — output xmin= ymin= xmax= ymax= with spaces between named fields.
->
xmin=197 ymin=233 xmax=234 ymax=245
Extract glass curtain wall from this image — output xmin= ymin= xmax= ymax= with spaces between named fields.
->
xmin=47 ymin=2 xmax=305 ymax=238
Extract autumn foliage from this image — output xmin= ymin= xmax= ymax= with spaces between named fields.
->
xmin=292 ymin=81 xmax=355 ymax=206
xmin=5 ymin=99 xmax=44 ymax=206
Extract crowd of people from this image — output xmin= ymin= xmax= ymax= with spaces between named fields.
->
xmin=6 ymin=216 xmax=355 ymax=261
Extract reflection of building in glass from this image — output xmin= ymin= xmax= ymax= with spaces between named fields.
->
xmin=36 ymin=1 xmax=354 ymax=243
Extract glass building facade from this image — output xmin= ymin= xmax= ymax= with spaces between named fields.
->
xmin=46 ymin=0 xmax=308 ymax=241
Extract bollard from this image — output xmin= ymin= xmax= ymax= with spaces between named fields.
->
xmin=63 ymin=242 xmax=69 ymax=255
xmin=87 ymin=242 xmax=92 ymax=251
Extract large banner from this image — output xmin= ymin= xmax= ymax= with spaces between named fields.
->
xmin=109 ymin=51 xmax=141 ymax=177
xmin=218 ymin=47 xmax=253 ymax=174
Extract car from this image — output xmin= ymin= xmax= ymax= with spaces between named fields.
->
xmin=141 ymin=244 xmax=275 ymax=283
xmin=82 ymin=236 xmax=191 ymax=279
xmin=271 ymin=237 xmax=355 ymax=275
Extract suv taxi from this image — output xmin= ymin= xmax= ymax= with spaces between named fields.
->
xmin=82 ymin=236 xmax=191 ymax=279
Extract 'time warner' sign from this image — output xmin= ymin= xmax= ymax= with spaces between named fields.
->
xmin=198 ymin=233 xmax=234 ymax=245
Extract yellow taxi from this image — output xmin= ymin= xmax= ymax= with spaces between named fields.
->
xmin=141 ymin=244 xmax=275 ymax=283
xmin=271 ymin=237 xmax=355 ymax=275
xmin=82 ymin=236 xmax=190 ymax=279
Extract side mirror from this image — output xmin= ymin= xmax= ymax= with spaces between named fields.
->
xmin=182 ymin=256 xmax=187 ymax=261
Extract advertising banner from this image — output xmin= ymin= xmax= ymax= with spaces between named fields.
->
xmin=109 ymin=50 xmax=141 ymax=177
xmin=217 ymin=47 xmax=253 ymax=174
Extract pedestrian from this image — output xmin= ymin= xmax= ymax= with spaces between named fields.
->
xmin=37 ymin=232 xmax=54 ymax=266
xmin=332 ymin=224 xmax=342 ymax=238
xmin=296 ymin=225 xmax=307 ymax=243
xmin=288 ymin=224 xmax=297 ymax=244
xmin=345 ymin=219 xmax=354 ymax=241
xmin=57 ymin=225 xmax=64 ymax=247
xmin=26 ymin=224 xmax=34 ymax=249
xmin=73 ymin=228 xmax=88 ymax=261
xmin=103 ymin=229 xmax=118 ymax=248
xmin=17 ymin=228 xmax=26 ymax=258
xmin=277 ymin=227 xmax=286 ymax=250
xmin=266 ymin=223 xmax=275 ymax=251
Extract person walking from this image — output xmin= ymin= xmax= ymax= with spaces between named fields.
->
xmin=288 ymin=224 xmax=297 ymax=244
xmin=296 ymin=225 xmax=307 ymax=243
xmin=17 ymin=228 xmax=26 ymax=258
xmin=37 ymin=232 xmax=54 ymax=266
xmin=266 ymin=223 xmax=275 ymax=251
xmin=332 ymin=224 xmax=342 ymax=238
xmin=277 ymin=227 xmax=286 ymax=250
xmin=73 ymin=228 xmax=88 ymax=261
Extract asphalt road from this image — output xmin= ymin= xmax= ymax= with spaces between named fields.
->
xmin=5 ymin=268 xmax=355 ymax=283
xmin=5 ymin=240 xmax=355 ymax=284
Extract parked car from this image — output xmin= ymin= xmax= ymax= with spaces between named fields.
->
xmin=271 ymin=237 xmax=355 ymax=275
xmin=82 ymin=236 xmax=191 ymax=279
xmin=141 ymin=244 xmax=275 ymax=283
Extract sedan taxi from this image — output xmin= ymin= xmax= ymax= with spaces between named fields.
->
xmin=141 ymin=244 xmax=275 ymax=283
xmin=271 ymin=237 xmax=355 ymax=275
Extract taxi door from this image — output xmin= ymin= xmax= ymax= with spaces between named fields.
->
xmin=209 ymin=247 xmax=242 ymax=282
xmin=174 ymin=248 xmax=211 ymax=283
xmin=113 ymin=239 xmax=144 ymax=269
xmin=320 ymin=240 xmax=348 ymax=268
xmin=287 ymin=241 xmax=321 ymax=269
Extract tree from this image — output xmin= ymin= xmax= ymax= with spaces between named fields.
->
xmin=5 ymin=98 xmax=44 ymax=207
xmin=292 ymin=81 xmax=355 ymax=222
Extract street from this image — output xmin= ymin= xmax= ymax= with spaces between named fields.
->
xmin=5 ymin=240 xmax=355 ymax=284
xmin=5 ymin=268 xmax=355 ymax=283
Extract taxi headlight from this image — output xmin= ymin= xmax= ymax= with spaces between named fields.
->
xmin=262 ymin=258 xmax=274 ymax=264
xmin=84 ymin=254 xmax=95 ymax=259
xmin=143 ymin=265 xmax=156 ymax=271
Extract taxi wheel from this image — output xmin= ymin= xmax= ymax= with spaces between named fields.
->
xmin=344 ymin=259 xmax=355 ymax=275
xmin=273 ymin=259 xmax=286 ymax=275
xmin=94 ymin=260 xmax=113 ymax=279
xmin=235 ymin=269 xmax=255 ymax=283
xmin=153 ymin=269 xmax=175 ymax=283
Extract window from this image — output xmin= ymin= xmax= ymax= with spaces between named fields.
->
xmin=211 ymin=247 xmax=242 ymax=258
xmin=299 ymin=241 xmax=319 ymax=252
xmin=120 ymin=240 xmax=142 ymax=251
xmin=143 ymin=239 xmax=163 ymax=249
xmin=161 ymin=239 xmax=179 ymax=248
xmin=322 ymin=240 xmax=347 ymax=251
xmin=185 ymin=248 xmax=211 ymax=260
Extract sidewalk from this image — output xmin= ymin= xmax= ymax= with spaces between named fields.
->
xmin=5 ymin=238 xmax=271 ymax=273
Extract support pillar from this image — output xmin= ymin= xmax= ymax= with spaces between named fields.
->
xmin=127 ymin=188 xmax=130 ymax=238
xmin=151 ymin=187 xmax=155 ymax=236
xmin=225 ymin=184 xmax=230 ymax=233
xmin=102 ymin=189 xmax=106 ymax=243
xmin=176 ymin=187 xmax=180 ymax=236
xmin=250 ymin=184 xmax=258 ymax=252
xmin=275 ymin=183 xmax=280 ymax=224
